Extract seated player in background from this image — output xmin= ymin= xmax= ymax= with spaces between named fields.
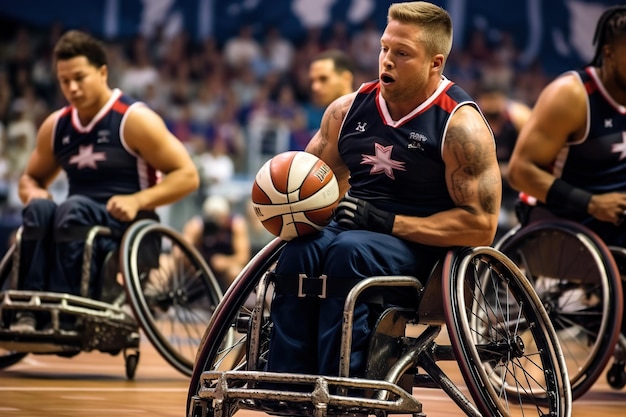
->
xmin=11 ymin=30 xmax=199 ymax=332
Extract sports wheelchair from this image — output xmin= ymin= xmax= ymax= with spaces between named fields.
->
xmin=0 ymin=218 xmax=223 ymax=379
xmin=495 ymin=207 xmax=626 ymax=400
xmin=187 ymin=238 xmax=572 ymax=417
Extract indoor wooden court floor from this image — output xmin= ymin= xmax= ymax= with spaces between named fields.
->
xmin=1 ymin=333 xmax=625 ymax=417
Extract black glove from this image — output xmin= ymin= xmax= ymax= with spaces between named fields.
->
xmin=335 ymin=195 xmax=395 ymax=234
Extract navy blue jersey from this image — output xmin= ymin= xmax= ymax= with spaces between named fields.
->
xmin=339 ymin=79 xmax=483 ymax=217
xmin=555 ymin=67 xmax=626 ymax=193
xmin=52 ymin=89 xmax=158 ymax=203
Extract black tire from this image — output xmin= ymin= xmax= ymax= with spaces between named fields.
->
xmin=120 ymin=220 xmax=223 ymax=376
xmin=0 ymin=244 xmax=28 ymax=369
xmin=125 ymin=351 xmax=140 ymax=380
xmin=444 ymin=246 xmax=571 ymax=417
xmin=496 ymin=219 xmax=623 ymax=400
xmin=187 ymin=238 xmax=285 ymax=417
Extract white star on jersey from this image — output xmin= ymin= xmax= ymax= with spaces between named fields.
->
xmin=361 ymin=143 xmax=406 ymax=179
xmin=69 ymin=144 xmax=107 ymax=169
xmin=611 ymin=132 xmax=626 ymax=161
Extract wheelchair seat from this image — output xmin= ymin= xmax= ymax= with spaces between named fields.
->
xmin=0 ymin=219 xmax=223 ymax=379
xmin=187 ymin=240 xmax=571 ymax=417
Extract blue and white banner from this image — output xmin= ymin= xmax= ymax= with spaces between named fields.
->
xmin=0 ymin=0 xmax=621 ymax=74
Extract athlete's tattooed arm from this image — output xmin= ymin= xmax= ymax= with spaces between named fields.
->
xmin=305 ymin=93 xmax=356 ymax=197
xmin=393 ymin=103 xmax=501 ymax=247
xmin=445 ymin=122 xmax=499 ymax=216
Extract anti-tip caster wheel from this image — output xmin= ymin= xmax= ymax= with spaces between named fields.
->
xmin=124 ymin=350 xmax=140 ymax=380
xmin=607 ymin=362 xmax=626 ymax=389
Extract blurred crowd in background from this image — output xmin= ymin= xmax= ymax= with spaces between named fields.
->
xmin=0 ymin=16 xmax=556 ymax=250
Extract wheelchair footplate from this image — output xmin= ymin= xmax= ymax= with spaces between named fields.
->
xmin=191 ymin=370 xmax=425 ymax=417
xmin=0 ymin=290 xmax=139 ymax=355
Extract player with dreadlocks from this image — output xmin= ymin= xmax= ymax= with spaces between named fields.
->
xmin=507 ymin=5 xmax=626 ymax=329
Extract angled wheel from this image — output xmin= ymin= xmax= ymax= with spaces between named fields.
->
xmin=0 ymin=243 xmax=28 ymax=369
xmin=444 ymin=246 xmax=571 ymax=417
xmin=187 ymin=238 xmax=285 ymax=417
xmin=120 ymin=219 xmax=223 ymax=376
xmin=496 ymin=219 xmax=622 ymax=400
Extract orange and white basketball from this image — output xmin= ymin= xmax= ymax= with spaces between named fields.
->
xmin=251 ymin=151 xmax=339 ymax=241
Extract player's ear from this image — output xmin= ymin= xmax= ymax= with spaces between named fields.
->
xmin=99 ymin=64 xmax=108 ymax=80
xmin=432 ymin=54 xmax=444 ymax=72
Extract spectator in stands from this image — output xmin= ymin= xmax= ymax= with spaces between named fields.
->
xmin=183 ymin=195 xmax=250 ymax=290
xmin=223 ymin=24 xmax=262 ymax=70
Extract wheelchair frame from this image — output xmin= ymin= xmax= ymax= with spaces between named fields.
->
xmin=0 ymin=219 xmax=223 ymax=379
xmin=496 ymin=216 xmax=626 ymax=398
xmin=187 ymin=239 xmax=572 ymax=417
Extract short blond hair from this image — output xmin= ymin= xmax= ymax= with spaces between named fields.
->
xmin=388 ymin=2 xmax=453 ymax=62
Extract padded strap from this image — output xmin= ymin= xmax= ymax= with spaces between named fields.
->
xmin=271 ymin=272 xmax=381 ymax=301
xmin=54 ymin=226 xmax=124 ymax=242
xmin=21 ymin=226 xmax=47 ymax=240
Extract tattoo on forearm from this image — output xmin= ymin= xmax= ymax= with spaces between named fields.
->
xmin=447 ymin=125 xmax=498 ymax=215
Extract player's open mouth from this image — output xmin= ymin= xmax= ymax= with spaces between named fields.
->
xmin=381 ymin=74 xmax=395 ymax=84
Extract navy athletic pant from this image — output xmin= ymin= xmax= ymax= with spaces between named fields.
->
xmin=266 ymin=222 xmax=446 ymax=377
xmin=19 ymin=195 xmax=125 ymax=298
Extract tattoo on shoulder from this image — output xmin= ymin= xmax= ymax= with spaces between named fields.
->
xmin=446 ymin=124 xmax=498 ymax=215
xmin=316 ymin=99 xmax=350 ymax=155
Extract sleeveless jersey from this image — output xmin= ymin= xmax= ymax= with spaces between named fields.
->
xmin=338 ymin=79 xmax=483 ymax=217
xmin=552 ymin=67 xmax=626 ymax=195
xmin=52 ymin=89 xmax=158 ymax=203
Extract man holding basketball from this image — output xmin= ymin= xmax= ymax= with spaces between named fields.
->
xmin=267 ymin=1 xmax=500 ymax=378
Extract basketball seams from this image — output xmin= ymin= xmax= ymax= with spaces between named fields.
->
xmin=251 ymin=151 xmax=340 ymax=240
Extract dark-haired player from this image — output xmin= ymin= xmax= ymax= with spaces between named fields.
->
xmin=509 ymin=6 xmax=626 ymax=233
xmin=309 ymin=49 xmax=355 ymax=109
xmin=10 ymin=30 xmax=199 ymax=331
xmin=508 ymin=6 xmax=626 ymax=331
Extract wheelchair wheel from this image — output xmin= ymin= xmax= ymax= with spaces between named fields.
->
xmin=187 ymin=238 xmax=285 ymax=416
xmin=444 ymin=246 xmax=571 ymax=417
xmin=0 ymin=244 xmax=27 ymax=369
xmin=120 ymin=219 xmax=224 ymax=377
xmin=496 ymin=219 xmax=623 ymax=400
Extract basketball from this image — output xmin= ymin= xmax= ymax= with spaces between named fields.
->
xmin=251 ymin=151 xmax=340 ymax=241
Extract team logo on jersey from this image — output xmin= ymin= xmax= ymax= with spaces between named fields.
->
xmin=62 ymin=135 xmax=70 ymax=145
xmin=361 ymin=142 xmax=406 ymax=180
xmin=408 ymin=132 xmax=427 ymax=150
xmin=97 ymin=129 xmax=111 ymax=144
xmin=69 ymin=144 xmax=107 ymax=169
xmin=356 ymin=122 xmax=367 ymax=132
xmin=605 ymin=118 xmax=613 ymax=128
xmin=611 ymin=132 xmax=626 ymax=160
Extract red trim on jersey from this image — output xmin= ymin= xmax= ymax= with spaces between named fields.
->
xmin=518 ymin=191 xmax=537 ymax=206
xmin=434 ymin=88 xmax=459 ymax=113
xmin=359 ymin=81 xmax=379 ymax=94
xmin=112 ymin=99 xmax=130 ymax=114
xmin=583 ymin=80 xmax=597 ymax=95
xmin=59 ymin=106 xmax=72 ymax=117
